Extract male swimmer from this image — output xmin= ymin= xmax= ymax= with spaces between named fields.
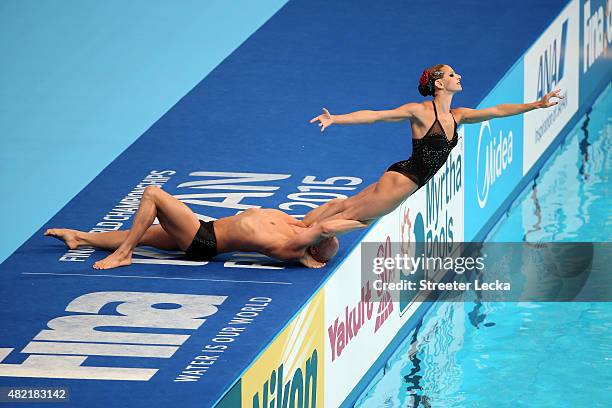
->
xmin=45 ymin=186 xmax=367 ymax=269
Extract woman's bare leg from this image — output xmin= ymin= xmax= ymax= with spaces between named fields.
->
xmin=321 ymin=172 xmax=418 ymax=223
xmin=303 ymin=198 xmax=347 ymax=226
xmin=303 ymin=183 xmax=377 ymax=226
xmin=92 ymin=186 xmax=200 ymax=269
xmin=45 ymin=225 xmax=180 ymax=251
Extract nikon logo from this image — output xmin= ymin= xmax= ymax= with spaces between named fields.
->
xmin=252 ymin=349 xmax=318 ymax=408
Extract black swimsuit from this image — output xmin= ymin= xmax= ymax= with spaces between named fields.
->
xmin=387 ymin=100 xmax=458 ymax=187
xmin=185 ymin=220 xmax=218 ymax=261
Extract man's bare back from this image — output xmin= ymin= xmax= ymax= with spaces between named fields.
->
xmin=214 ymin=208 xmax=311 ymax=260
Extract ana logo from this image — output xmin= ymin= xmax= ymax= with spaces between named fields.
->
xmin=251 ymin=349 xmax=318 ymax=408
xmin=583 ymin=0 xmax=612 ymax=73
xmin=536 ymin=18 xmax=568 ymax=99
xmin=0 ymin=291 xmax=226 ymax=381
xmin=476 ymin=121 xmax=514 ymax=208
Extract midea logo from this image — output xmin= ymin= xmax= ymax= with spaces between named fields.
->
xmin=476 ymin=121 xmax=514 ymax=208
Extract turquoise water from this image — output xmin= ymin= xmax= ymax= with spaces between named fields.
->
xmin=356 ymin=86 xmax=612 ymax=408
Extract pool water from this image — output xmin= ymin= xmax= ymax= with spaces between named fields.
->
xmin=355 ymin=85 xmax=612 ymax=408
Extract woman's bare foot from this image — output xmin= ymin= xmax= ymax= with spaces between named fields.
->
xmin=93 ymin=249 xmax=133 ymax=270
xmin=44 ymin=228 xmax=82 ymax=250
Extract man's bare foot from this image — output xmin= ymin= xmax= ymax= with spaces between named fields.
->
xmin=93 ymin=250 xmax=132 ymax=270
xmin=44 ymin=228 xmax=82 ymax=250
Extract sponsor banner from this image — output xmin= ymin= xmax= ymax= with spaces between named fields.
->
xmin=323 ymin=225 xmax=404 ymax=408
xmin=323 ymin=134 xmax=464 ymax=408
xmin=523 ymin=0 xmax=580 ymax=174
xmin=397 ymin=133 xmax=465 ymax=312
xmin=241 ymin=291 xmax=324 ymax=408
xmin=463 ymin=62 xmax=524 ymax=241
xmin=580 ymin=0 xmax=612 ymax=105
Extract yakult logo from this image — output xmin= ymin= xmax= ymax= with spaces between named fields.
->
xmin=327 ymin=237 xmax=393 ymax=363
xmin=583 ymin=0 xmax=612 ymax=73
xmin=327 ymin=283 xmax=373 ymax=362
xmin=476 ymin=121 xmax=514 ymax=208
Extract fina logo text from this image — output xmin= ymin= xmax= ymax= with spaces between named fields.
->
xmin=476 ymin=121 xmax=513 ymax=208
xmin=0 ymin=291 xmax=226 ymax=381
xmin=583 ymin=0 xmax=612 ymax=73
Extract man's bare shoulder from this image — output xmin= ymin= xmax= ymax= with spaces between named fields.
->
xmin=265 ymin=241 xmax=305 ymax=262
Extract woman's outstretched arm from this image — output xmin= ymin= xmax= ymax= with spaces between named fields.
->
xmin=454 ymin=89 xmax=564 ymax=125
xmin=310 ymin=103 xmax=422 ymax=132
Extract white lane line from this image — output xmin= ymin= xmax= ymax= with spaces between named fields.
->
xmin=22 ymin=272 xmax=292 ymax=285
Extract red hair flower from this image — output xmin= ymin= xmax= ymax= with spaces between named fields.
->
xmin=419 ymin=70 xmax=430 ymax=86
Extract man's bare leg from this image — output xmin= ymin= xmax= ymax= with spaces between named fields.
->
xmin=45 ymin=225 xmax=180 ymax=251
xmin=92 ymin=186 xmax=200 ymax=270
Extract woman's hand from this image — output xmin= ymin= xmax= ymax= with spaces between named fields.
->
xmin=537 ymin=89 xmax=565 ymax=108
xmin=310 ymin=108 xmax=334 ymax=132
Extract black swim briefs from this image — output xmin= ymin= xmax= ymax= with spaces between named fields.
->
xmin=185 ymin=220 xmax=218 ymax=261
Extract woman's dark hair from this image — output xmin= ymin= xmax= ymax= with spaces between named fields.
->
xmin=418 ymin=64 xmax=446 ymax=97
